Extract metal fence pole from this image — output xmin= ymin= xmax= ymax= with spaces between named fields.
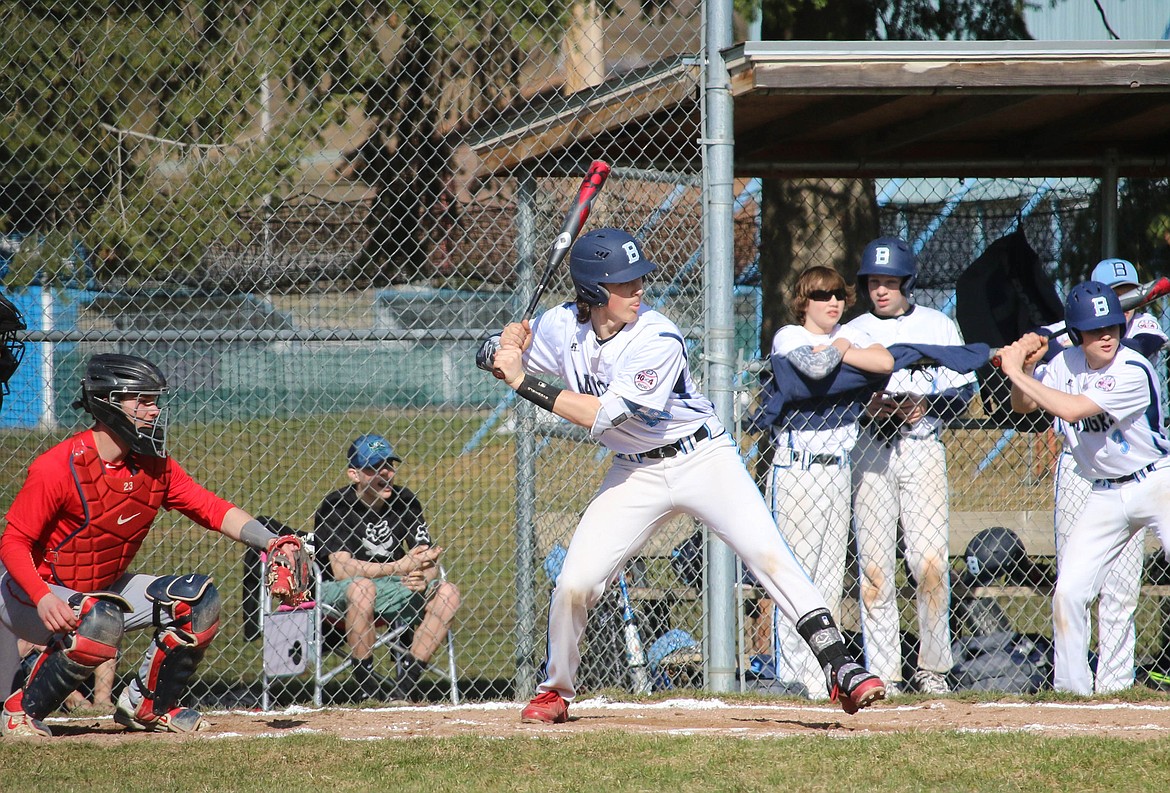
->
xmin=701 ymin=0 xmax=738 ymax=693
xmin=513 ymin=171 xmax=538 ymax=699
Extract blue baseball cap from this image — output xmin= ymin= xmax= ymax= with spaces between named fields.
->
xmin=1091 ymin=258 xmax=1140 ymax=288
xmin=347 ymin=433 xmax=401 ymax=469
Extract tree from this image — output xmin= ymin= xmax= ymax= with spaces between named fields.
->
xmin=739 ymin=0 xmax=1030 ymax=351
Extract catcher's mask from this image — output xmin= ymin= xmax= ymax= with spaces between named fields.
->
xmin=74 ymin=353 xmax=169 ymax=457
xmin=0 ymin=292 xmax=25 ymax=404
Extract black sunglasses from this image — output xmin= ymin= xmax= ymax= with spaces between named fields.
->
xmin=807 ymin=288 xmax=847 ymax=302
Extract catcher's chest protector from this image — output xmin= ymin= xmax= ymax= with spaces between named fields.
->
xmin=42 ymin=443 xmax=167 ymax=591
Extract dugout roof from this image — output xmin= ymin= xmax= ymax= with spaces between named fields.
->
xmin=457 ymin=40 xmax=1170 ymax=181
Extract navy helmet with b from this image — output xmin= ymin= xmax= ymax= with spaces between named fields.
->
xmin=857 ymin=236 xmax=917 ymax=295
xmin=75 ymin=353 xmax=169 ymax=457
xmin=1065 ymin=280 xmax=1126 ymax=346
xmin=569 ymin=228 xmax=657 ymax=306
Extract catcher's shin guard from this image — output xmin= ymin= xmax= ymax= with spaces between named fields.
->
xmin=20 ymin=593 xmax=128 ymax=719
xmin=129 ymin=574 xmax=220 ymax=721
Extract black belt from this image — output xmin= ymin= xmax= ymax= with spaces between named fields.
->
xmin=1095 ymin=461 xmax=1159 ymax=486
xmin=638 ymin=426 xmax=710 ymax=459
xmin=793 ymin=451 xmax=842 ymax=466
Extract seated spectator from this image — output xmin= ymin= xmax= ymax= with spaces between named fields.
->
xmin=313 ymin=433 xmax=460 ymax=702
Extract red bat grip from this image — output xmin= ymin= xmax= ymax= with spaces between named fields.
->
xmin=990 ymin=277 xmax=1170 ymax=368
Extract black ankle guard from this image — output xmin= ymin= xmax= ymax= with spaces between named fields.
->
xmin=795 ymin=608 xmax=847 ymax=667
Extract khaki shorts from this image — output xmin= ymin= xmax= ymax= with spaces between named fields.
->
xmin=318 ymin=576 xmax=433 ymax=624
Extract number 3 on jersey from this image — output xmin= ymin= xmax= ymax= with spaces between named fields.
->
xmin=1110 ymin=429 xmax=1131 ymax=454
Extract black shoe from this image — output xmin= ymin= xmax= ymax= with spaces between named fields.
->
xmin=389 ymin=655 xmax=427 ymax=703
xmin=350 ymin=665 xmax=394 ymax=703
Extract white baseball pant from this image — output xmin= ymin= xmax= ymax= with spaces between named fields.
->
xmin=539 ymin=434 xmax=827 ymax=700
xmin=1054 ymin=451 xmax=1145 ymax=694
xmin=852 ymin=433 xmax=954 ymax=684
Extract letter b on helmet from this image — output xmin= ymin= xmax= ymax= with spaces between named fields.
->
xmin=857 ymin=236 xmax=917 ymax=295
xmin=569 ymin=228 xmax=657 ymax=306
xmin=1064 ymin=280 xmax=1126 ymax=346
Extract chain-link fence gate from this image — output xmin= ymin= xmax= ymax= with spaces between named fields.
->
xmin=3 ymin=2 xmax=1170 ymax=711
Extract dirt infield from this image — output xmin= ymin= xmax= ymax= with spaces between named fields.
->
xmin=36 ymin=696 xmax=1170 ymax=742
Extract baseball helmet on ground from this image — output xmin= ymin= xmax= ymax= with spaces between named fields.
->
xmin=0 ymin=292 xmax=25 ymax=402
xmin=569 ymin=228 xmax=657 ymax=306
xmin=76 ymin=353 xmax=169 ymax=457
xmin=965 ymin=526 xmax=1025 ymax=584
xmin=1091 ymin=258 xmax=1140 ymax=289
xmin=857 ymin=236 xmax=917 ymax=295
xmin=1065 ymin=280 xmax=1127 ymax=345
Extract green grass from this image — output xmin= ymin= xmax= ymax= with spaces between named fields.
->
xmin=3 ymin=732 xmax=1170 ymax=792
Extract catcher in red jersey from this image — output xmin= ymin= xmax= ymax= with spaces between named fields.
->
xmin=0 ymin=353 xmax=306 ymax=739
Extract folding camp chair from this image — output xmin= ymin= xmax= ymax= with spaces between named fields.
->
xmin=260 ymin=558 xmax=459 ymax=709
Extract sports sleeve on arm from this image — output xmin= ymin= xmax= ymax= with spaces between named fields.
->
xmin=784 ymin=345 xmax=843 ymax=380
xmin=162 ymin=459 xmax=236 ymax=531
xmin=0 ymin=457 xmax=72 ymax=603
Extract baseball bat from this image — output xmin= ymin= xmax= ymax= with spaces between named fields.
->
xmin=990 ymin=276 xmax=1170 ymax=368
xmin=616 ymin=571 xmax=652 ymax=695
xmin=522 ymin=160 xmax=611 ymax=320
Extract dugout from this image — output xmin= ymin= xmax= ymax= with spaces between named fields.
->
xmin=455 ymin=39 xmax=1170 ymax=693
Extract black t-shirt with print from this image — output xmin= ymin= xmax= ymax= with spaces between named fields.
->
xmin=312 ymin=485 xmax=433 ymax=582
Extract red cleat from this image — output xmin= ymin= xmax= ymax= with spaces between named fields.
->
xmin=521 ymin=691 xmax=569 ymax=724
xmin=830 ymin=663 xmax=886 ymax=715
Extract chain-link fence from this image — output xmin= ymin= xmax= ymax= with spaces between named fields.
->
xmin=3 ymin=3 xmax=1170 ymax=712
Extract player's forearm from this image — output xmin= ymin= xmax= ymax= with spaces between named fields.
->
xmin=551 ymin=390 xmax=603 ymax=428
xmin=0 ymin=529 xmax=51 ymax=604
xmin=331 ymin=555 xmax=409 ymax=579
xmin=1008 ymin=372 xmax=1100 ymax=421
xmin=506 ymin=370 xmax=601 ymax=429
xmin=841 ymin=344 xmax=894 ymax=374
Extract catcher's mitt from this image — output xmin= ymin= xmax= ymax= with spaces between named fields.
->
xmin=266 ymin=535 xmax=311 ymax=606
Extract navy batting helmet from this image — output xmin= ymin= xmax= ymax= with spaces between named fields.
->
xmin=76 ymin=353 xmax=169 ymax=457
xmin=569 ymin=228 xmax=657 ymax=306
xmin=857 ymin=236 xmax=917 ymax=295
xmin=1091 ymin=258 xmax=1140 ymax=289
xmin=965 ymin=526 xmax=1025 ymax=584
xmin=1065 ymin=280 xmax=1126 ymax=346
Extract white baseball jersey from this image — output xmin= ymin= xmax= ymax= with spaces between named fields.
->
xmin=1040 ymin=345 xmax=1169 ymax=481
xmin=1127 ymin=310 xmax=1168 ymax=345
xmin=524 ymin=303 xmax=721 ymax=454
xmin=522 ymin=303 xmax=851 ymax=702
xmin=1045 ymin=309 xmax=1166 ymax=693
xmin=846 ymin=306 xmax=976 ymax=439
xmin=769 ymin=323 xmax=875 ymax=455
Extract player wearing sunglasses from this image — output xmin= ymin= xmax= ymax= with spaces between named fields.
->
xmin=764 ymin=265 xmax=893 ymax=699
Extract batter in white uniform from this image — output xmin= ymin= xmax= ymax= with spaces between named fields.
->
xmin=1001 ymin=280 xmax=1170 ymax=695
xmin=845 ymin=237 xmax=976 ymax=695
xmin=1045 ymin=260 xmax=1168 ymax=693
xmin=482 ymin=228 xmax=885 ymax=723
xmin=767 ymin=265 xmax=893 ymax=698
